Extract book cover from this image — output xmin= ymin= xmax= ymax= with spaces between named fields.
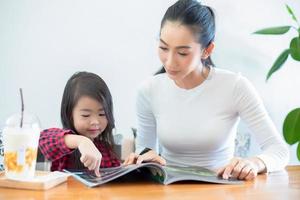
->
xmin=64 ymin=163 xmax=243 ymax=187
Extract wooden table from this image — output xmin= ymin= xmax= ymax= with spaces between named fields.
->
xmin=0 ymin=165 xmax=299 ymax=200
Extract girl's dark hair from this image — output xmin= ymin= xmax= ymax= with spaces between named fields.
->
xmin=61 ymin=71 xmax=116 ymax=169
xmin=156 ymin=0 xmax=215 ymax=75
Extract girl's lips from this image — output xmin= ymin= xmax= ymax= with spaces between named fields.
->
xmin=88 ymin=129 xmax=101 ymax=134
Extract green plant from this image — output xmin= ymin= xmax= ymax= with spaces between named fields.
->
xmin=253 ymin=4 xmax=300 ymax=161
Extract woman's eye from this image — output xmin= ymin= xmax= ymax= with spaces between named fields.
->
xmin=159 ymin=46 xmax=168 ymax=51
xmin=81 ymin=115 xmax=90 ymax=118
xmin=99 ymin=113 xmax=106 ymax=116
xmin=178 ymin=52 xmax=188 ymax=56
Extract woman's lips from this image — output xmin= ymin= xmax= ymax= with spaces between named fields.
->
xmin=167 ymin=70 xmax=180 ymax=75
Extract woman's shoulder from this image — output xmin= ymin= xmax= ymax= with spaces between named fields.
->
xmin=213 ymin=67 xmax=257 ymax=95
xmin=210 ymin=67 xmax=256 ymax=95
xmin=213 ymin=67 xmax=249 ymax=84
xmin=138 ymin=73 xmax=169 ymax=91
xmin=213 ymin=67 xmax=241 ymax=79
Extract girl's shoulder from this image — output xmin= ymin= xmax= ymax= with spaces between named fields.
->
xmin=41 ymin=128 xmax=74 ymax=135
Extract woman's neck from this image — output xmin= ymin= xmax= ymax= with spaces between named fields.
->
xmin=175 ymin=65 xmax=210 ymax=90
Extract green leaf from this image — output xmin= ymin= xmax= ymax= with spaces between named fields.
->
xmin=297 ymin=142 xmax=300 ymax=161
xmin=283 ymin=108 xmax=300 ymax=145
xmin=266 ymin=49 xmax=290 ymax=81
xmin=290 ymin=37 xmax=300 ymax=61
xmin=286 ymin=4 xmax=299 ymax=24
xmin=253 ymin=26 xmax=291 ymax=35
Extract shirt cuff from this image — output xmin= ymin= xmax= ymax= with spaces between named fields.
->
xmin=256 ymin=154 xmax=278 ymax=173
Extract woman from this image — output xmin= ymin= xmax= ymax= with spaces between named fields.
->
xmin=124 ymin=0 xmax=289 ymax=180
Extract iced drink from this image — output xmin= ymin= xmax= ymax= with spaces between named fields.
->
xmin=2 ymin=113 xmax=40 ymax=180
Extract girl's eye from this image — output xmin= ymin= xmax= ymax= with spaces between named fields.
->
xmin=99 ymin=113 xmax=106 ymax=116
xmin=159 ymin=46 xmax=168 ymax=51
xmin=81 ymin=115 xmax=90 ymax=118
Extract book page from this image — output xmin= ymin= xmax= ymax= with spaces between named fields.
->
xmin=64 ymin=163 xmax=166 ymax=187
xmin=163 ymin=166 xmax=243 ymax=185
xmin=64 ymin=165 xmax=136 ymax=187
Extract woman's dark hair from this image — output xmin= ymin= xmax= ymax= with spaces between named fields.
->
xmin=61 ymin=71 xmax=116 ymax=168
xmin=156 ymin=0 xmax=215 ymax=75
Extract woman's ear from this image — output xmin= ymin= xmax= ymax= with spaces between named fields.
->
xmin=201 ymin=42 xmax=215 ymax=59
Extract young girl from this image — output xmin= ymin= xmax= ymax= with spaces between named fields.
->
xmin=39 ymin=72 xmax=120 ymax=176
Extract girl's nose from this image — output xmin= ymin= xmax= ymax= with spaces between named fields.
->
xmin=90 ymin=117 xmax=100 ymax=125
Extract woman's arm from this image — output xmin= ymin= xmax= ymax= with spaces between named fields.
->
xmin=234 ymin=76 xmax=289 ymax=173
xmin=135 ymin=82 xmax=158 ymax=154
xmin=124 ymin=81 xmax=164 ymax=165
xmin=217 ymin=76 xmax=289 ymax=180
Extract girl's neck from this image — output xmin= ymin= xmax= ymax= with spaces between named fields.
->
xmin=174 ymin=65 xmax=210 ymax=90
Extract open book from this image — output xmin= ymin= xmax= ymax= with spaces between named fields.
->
xmin=64 ymin=162 xmax=243 ymax=187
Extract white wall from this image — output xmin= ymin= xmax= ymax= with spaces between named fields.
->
xmin=1 ymin=0 xmax=299 ymax=164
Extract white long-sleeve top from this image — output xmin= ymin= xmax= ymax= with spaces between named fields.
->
xmin=135 ymin=67 xmax=289 ymax=172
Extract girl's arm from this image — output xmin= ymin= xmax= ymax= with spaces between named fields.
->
xmin=67 ymin=135 xmax=102 ymax=177
xmin=39 ymin=128 xmax=102 ymax=176
xmin=39 ymin=128 xmax=74 ymax=161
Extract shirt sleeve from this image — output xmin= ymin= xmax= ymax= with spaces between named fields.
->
xmin=135 ymin=81 xmax=158 ymax=154
xmin=233 ymin=76 xmax=289 ymax=172
xmin=39 ymin=128 xmax=73 ymax=161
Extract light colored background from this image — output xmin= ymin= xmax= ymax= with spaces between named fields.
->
xmin=0 ymin=0 xmax=299 ymax=164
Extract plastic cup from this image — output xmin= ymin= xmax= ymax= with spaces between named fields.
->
xmin=0 ymin=129 xmax=4 ymax=171
xmin=2 ymin=112 xmax=40 ymax=180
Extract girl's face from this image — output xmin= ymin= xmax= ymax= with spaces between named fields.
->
xmin=158 ymin=21 xmax=204 ymax=82
xmin=72 ymin=95 xmax=108 ymax=140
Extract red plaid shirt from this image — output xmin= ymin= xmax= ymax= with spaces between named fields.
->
xmin=39 ymin=128 xmax=120 ymax=171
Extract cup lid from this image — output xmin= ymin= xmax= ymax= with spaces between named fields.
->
xmin=5 ymin=111 xmax=40 ymax=128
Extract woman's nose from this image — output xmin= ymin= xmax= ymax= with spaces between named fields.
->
xmin=165 ymin=52 xmax=176 ymax=69
xmin=165 ymin=51 xmax=177 ymax=70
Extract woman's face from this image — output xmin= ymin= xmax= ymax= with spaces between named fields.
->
xmin=72 ymin=95 xmax=108 ymax=140
xmin=158 ymin=21 xmax=204 ymax=81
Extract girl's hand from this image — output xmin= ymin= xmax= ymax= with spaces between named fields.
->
xmin=216 ymin=157 xmax=266 ymax=181
xmin=78 ymin=138 xmax=102 ymax=177
xmin=123 ymin=151 xmax=166 ymax=166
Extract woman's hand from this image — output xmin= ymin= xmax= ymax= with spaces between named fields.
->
xmin=217 ymin=157 xmax=266 ymax=181
xmin=78 ymin=138 xmax=102 ymax=177
xmin=123 ymin=150 xmax=166 ymax=166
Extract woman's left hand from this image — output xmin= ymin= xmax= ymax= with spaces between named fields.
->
xmin=216 ymin=157 xmax=266 ymax=181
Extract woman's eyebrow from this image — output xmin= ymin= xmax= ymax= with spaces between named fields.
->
xmin=160 ymin=38 xmax=191 ymax=49
xmin=80 ymin=108 xmax=104 ymax=112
